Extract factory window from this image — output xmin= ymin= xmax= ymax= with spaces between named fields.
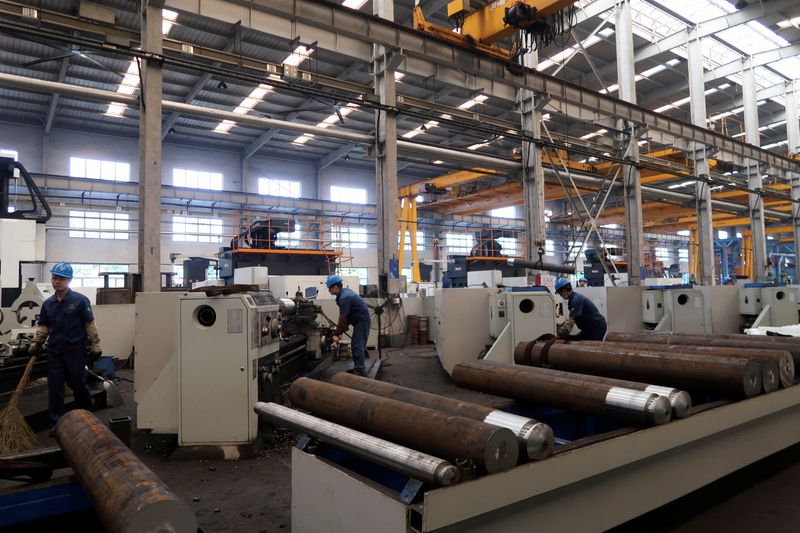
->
xmin=330 ymin=226 xmax=368 ymax=249
xmin=69 ymin=210 xmax=130 ymax=240
xmin=718 ymin=230 xmax=729 ymax=239
xmin=0 ymin=148 xmax=18 ymax=160
xmin=679 ymin=249 xmax=689 ymax=261
xmin=655 ymin=247 xmax=672 ymax=261
xmin=259 ymin=178 xmax=301 ymax=198
xmin=401 ymin=268 xmax=413 ymax=280
xmin=330 ymin=185 xmax=367 ymax=204
xmin=276 ymin=223 xmax=303 ymax=248
xmin=399 ymin=230 xmax=425 ymax=251
xmin=445 ymin=233 xmax=474 ymax=254
xmin=496 ymin=237 xmax=519 ymax=257
xmin=69 ymin=263 xmax=129 ymax=288
xmin=172 ymin=168 xmax=223 ymax=191
xmin=69 ymin=157 xmax=130 ymax=182
xmin=172 ymin=216 xmax=224 ymax=243
xmin=338 ymin=267 xmax=369 ymax=285
xmin=545 ymin=239 xmax=555 ymax=255
xmin=491 ymin=206 xmax=516 ymax=218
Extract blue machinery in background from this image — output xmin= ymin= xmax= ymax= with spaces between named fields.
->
xmin=715 ymin=237 xmax=796 ymax=283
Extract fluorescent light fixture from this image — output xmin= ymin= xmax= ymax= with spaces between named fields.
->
xmin=432 ymin=160 xmax=444 ymax=165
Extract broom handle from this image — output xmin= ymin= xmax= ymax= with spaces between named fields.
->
xmin=10 ymin=356 xmax=38 ymax=405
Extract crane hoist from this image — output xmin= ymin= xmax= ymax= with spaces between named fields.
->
xmin=414 ymin=0 xmax=579 ymax=63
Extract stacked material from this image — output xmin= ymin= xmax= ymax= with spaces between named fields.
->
xmin=515 ymin=338 xmax=766 ymax=398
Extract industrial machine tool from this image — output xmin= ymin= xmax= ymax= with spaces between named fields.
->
xmin=642 ymin=285 xmax=706 ymax=333
xmin=484 ymin=287 xmax=557 ymax=364
xmin=738 ymin=283 xmax=798 ymax=328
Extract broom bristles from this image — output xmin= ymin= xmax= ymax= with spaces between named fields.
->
xmin=0 ymin=406 xmax=38 ymax=454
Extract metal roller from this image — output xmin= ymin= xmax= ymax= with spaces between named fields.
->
xmin=254 ymin=402 xmax=460 ymax=486
xmin=516 ymin=339 xmax=763 ymax=399
xmin=605 ymin=331 xmax=800 ymax=372
xmin=451 ymin=361 xmax=671 ymax=426
xmin=55 ymin=409 xmax=197 ymax=533
xmin=596 ymin=339 xmax=794 ymax=388
xmin=499 ymin=361 xmax=691 ymax=419
xmin=329 ymin=372 xmax=554 ymax=460
xmin=507 ymin=258 xmax=576 ymax=275
xmin=288 ymin=378 xmax=519 ymax=473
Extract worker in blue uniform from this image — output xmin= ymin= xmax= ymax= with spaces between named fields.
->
xmin=28 ymin=262 xmax=102 ymax=427
xmin=554 ymin=278 xmax=607 ymax=341
xmin=327 ymin=275 xmax=372 ymax=376
xmin=723 ymin=277 xmax=735 ymax=285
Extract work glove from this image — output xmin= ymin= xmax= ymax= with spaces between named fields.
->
xmin=87 ymin=345 xmax=103 ymax=363
xmin=556 ymin=319 xmax=575 ymax=339
xmin=27 ymin=342 xmax=41 ymax=356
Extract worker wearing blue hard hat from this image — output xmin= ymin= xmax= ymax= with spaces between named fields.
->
xmin=722 ymin=276 xmax=734 ymax=285
xmin=29 ymin=261 xmax=102 ymax=429
xmin=554 ymin=278 xmax=607 ymax=341
xmin=327 ymin=274 xmax=371 ymax=376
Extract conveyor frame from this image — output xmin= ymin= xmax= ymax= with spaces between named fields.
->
xmin=292 ymin=385 xmax=800 ymax=532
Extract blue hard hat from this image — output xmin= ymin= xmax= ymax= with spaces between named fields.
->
xmin=326 ymin=274 xmax=343 ymax=288
xmin=50 ymin=261 xmax=74 ymax=279
xmin=554 ymin=278 xmax=571 ymax=292
xmin=722 ymin=277 xmax=732 ymax=284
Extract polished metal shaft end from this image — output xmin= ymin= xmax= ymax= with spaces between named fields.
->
xmin=644 ymin=385 xmax=692 ymax=419
xmin=434 ymin=463 xmax=461 ymax=486
xmin=645 ymin=394 xmax=672 ymax=425
xmin=520 ymin=421 xmax=555 ymax=461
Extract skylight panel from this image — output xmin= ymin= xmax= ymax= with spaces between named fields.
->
xmin=293 ymin=134 xmax=315 ymax=145
xmin=283 ymin=45 xmax=312 ymax=67
xmin=342 ymin=0 xmax=368 ymax=8
xmin=458 ymin=94 xmax=488 ymax=110
xmin=649 ymin=0 xmax=731 ymax=24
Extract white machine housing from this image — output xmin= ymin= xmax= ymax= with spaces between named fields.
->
xmin=642 ymin=287 xmax=705 ymax=332
xmin=739 ymin=285 xmax=797 ymax=327
xmin=176 ymin=292 xmax=281 ymax=446
xmin=484 ymin=288 xmax=557 ymax=364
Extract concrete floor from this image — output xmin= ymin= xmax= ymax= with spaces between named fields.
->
xmin=15 ymin=345 xmax=800 ymax=532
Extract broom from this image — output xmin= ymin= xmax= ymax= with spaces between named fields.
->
xmin=0 ymin=355 xmax=39 ymax=454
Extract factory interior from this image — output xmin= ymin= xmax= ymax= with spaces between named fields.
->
xmin=2 ymin=0 xmax=800 ymax=531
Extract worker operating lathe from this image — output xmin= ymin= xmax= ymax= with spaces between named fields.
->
xmin=554 ymin=278 xmax=607 ymax=341
xmin=28 ymin=262 xmax=102 ymax=427
xmin=327 ymin=275 xmax=371 ymax=376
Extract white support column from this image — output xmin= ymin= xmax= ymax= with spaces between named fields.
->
xmin=373 ymin=0 xmax=399 ymax=289
xmin=138 ymin=1 xmax=163 ymax=292
xmin=786 ymin=81 xmax=800 ymax=271
xmin=616 ymin=0 xmax=643 ymax=285
xmin=687 ymin=30 xmax=715 ymax=285
xmin=743 ymin=62 xmax=768 ymax=281
xmin=519 ymin=49 xmax=547 ymax=264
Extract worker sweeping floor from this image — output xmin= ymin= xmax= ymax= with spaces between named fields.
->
xmin=14 ymin=347 xmax=800 ymax=532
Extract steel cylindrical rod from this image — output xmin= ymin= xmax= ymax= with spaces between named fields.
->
xmin=507 ymin=258 xmax=576 ymax=275
xmin=254 ymin=402 xmax=460 ymax=486
xmin=288 ymin=378 xmax=519 ymax=473
xmin=329 ymin=372 xmax=554 ymax=460
xmin=518 ymin=340 xmax=762 ymax=398
xmin=598 ymin=340 xmax=794 ymax=388
xmin=605 ymin=331 xmax=800 ymax=370
xmin=451 ymin=361 xmax=671 ymax=426
xmin=55 ymin=410 xmax=196 ymax=533
xmin=501 ymin=361 xmax=691 ymax=419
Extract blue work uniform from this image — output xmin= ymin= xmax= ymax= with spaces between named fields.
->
xmin=335 ymin=288 xmax=372 ymax=372
xmin=567 ymin=291 xmax=607 ymax=341
xmin=37 ymin=289 xmax=94 ymax=424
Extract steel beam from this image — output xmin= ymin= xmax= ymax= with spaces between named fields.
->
xmin=688 ymin=31 xmax=715 ymax=286
xmin=788 ymin=81 xmax=800 ymax=262
xmin=163 ymin=0 xmax=800 ymax=174
xmin=744 ymin=63 xmax=768 ymax=281
xmin=520 ymin=49 xmax=546 ymax=264
xmin=138 ymin=1 xmax=163 ymax=293
xmin=318 ymin=141 xmax=360 ymax=170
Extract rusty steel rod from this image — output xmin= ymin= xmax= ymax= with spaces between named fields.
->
xmin=605 ymin=331 xmax=800 ymax=371
xmin=451 ymin=361 xmax=671 ymax=426
xmin=254 ymin=402 xmax=460 ymax=486
xmin=596 ymin=340 xmax=794 ymax=388
xmin=55 ymin=409 xmax=197 ymax=533
xmin=288 ymin=378 xmax=519 ymax=473
xmin=515 ymin=339 xmax=763 ymax=398
xmin=500 ymin=359 xmax=691 ymax=419
xmin=329 ymin=372 xmax=554 ymax=460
